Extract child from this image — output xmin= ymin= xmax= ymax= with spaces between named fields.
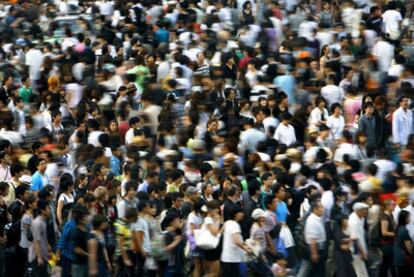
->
xmin=271 ymin=254 xmax=290 ymax=277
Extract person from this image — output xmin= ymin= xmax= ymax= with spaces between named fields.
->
xmin=186 ymin=198 xmax=204 ymax=277
xmin=348 ymin=202 xmax=370 ymax=277
xmin=332 ymin=214 xmax=357 ymax=277
xmin=220 ymin=204 xmax=251 ymax=277
xmin=299 ymin=200 xmax=326 ymax=277
xmin=393 ymin=210 xmax=412 ymax=277
xmin=274 ymin=113 xmax=296 ymax=146
xmin=392 ymin=96 xmax=414 ymax=148
xmin=114 ymin=208 xmax=137 ymax=276
xmin=30 ymin=158 xmax=49 ymax=193
xmin=28 ymin=199 xmax=51 ymax=277
xmin=117 ymin=181 xmax=138 ymax=218
xmin=203 ymin=200 xmax=223 ymax=277
xmin=71 ymin=204 xmax=90 ymax=277
xmin=56 ymin=177 xmax=75 ymax=226
xmin=132 ymin=200 xmax=152 ymax=276
xmin=379 ymin=199 xmax=397 ymax=277
xmin=18 ymin=195 xmax=37 ymax=277
xmin=88 ymin=214 xmax=111 ymax=277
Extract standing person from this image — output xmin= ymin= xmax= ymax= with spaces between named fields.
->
xmin=348 ymin=202 xmax=370 ymax=277
xmin=203 ymin=200 xmax=223 ymax=277
xmin=30 ymin=158 xmax=49 ymax=194
xmin=392 ymin=96 xmax=414 ymax=149
xmin=0 ymin=182 xmax=7 ymax=276
xmin=298 ymin=201 xmax=327 ymax=277
xmin=29 ymin=199 xmax=51 ymax=277
xmin=117 ymin=181 xmax=138 ymax=219
xmin=88 ymin=214 xmax=112 ymax=277
xmin=380 ymin=199 xmax=397 ymax=277
xmin=393 ymin=210 xmax=413 ymax=277
xmin=220 ymin=205 xmax=251 ymax=277
xmin=186 ymin=198 xmax=204 ymax=277
xmin=114 ymin=208 xmax=137 ymax=276
xmin=357 ymin=102 xmax=377 ymax=150
xmin=332 ymin=215 xmax=357 ymax=277
xmin=71 ymin=203 xmax=90 ymax=277
xmin=132 ymin=200 xmax=152 ymax=276
xmin=0 ymin=151 xmax=11 ymax=182
xmin=18 ymin=195 xmax=37 ymax=277
xmin=56 ymin=177 xmax=75 ymax=226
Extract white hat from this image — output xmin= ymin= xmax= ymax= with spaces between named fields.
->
xmin=352 ymin=202 xmax=369 ymax=211
xmin=19 ymin=175 xmax=32 ymax=186
xmin=251 ymin=209 xmax=266 ymax=219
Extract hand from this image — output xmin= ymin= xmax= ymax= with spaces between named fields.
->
xmin=361 ymin=252 xmax=368 ymax=261
xmin=124 ymin=259 xmax=133 ymax=267
xmin=107 ymin=262 xmax=113 ymax=272
xmin=37 ymin=257 xmax=44 ymax=266
xmin=0 ymin=236 xmax=7 ymax=245
xmin=311 ymin=252 xmax=319 ymax=263
xmin=89 ymin=269 xmax=98 ymax=276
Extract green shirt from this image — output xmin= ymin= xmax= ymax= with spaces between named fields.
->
xmin=19 ymin=86 xmax=32 ymax=103
xmin=127 ymin=65 xmax=150 ymax=90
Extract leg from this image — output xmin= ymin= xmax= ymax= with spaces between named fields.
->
xmin=192 ymin=257 xmax=201 ymax=277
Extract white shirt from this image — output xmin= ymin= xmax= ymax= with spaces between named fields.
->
xmin=321 ymin=190 xmax=334 ymax=221
xmin=25 ymin=49 xmax=44 ymax=80
xmin=372 ymin=40 xmax=395 ymax=72
xmin=88 ymin=131 xmax=104 ymax=147
xmin=304 ymin=213 xmax=326 ymax=246
xmin=240 ymin=128 xmax=266 ymax=152
xmin=392 ymin=107 xmax=414 ymax=145
xmin=221 ymin=220 xmax=245 ymax=263
xmin=374 ymin=159 xmax=396 ymax=181
xmin=348 ymin=212 xmax=367 ymax=253
xmin=326 ymin=115 xmax=345 ymax=140
xmin=274 ymin=123 xmax=296 ymax=146
xmin=0 ymin=165 xmax=11 ymax=182
xmin=388 ymin=64 xmax=404 ymax=77
xmin=321 ymin=85 xmax=342 ymax=108
xmin=382 ymin=9 xmax=402 ymax=39
xmin=263 ymin=116 xmax=279 ymax=133
xmin=334 ymin=143 xmax=358 ymax=162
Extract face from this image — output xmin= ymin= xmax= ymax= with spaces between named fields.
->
xmin=277 ymin=186 xmax=286 ymax=199
xmin=315 ymin=203 xmax=325 ymax=217
xmin=401 ymin=98 xmax=409 ymax=109
xmin=5 ymin=77 xmax=13 ymax=87
xmin=42 ymin=205 xmax=51 ymax=218
xmin=110 ymin=122 xmax=118 ymax=132
xmin=235 ymin=211 xmax=244 ymax=221
xmin=173 ymin=197 xmax=183 ymax=208
xmin=334 ymin=106 xmax=342 ymax=115
xmin=366 ymin=106 xmax=374 ymax=114
xmin=204 ymin=184 xmax=212 ymax=195
xmin=38 ymin=160 xmax=47 ymax=172
xmin=269 ymin=198 xmax=277 ymax=210
xmin=127 ymin=188 xmax=135 ymax=199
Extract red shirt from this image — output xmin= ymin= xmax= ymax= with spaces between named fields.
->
xmin=118 ymin=121 xmax=130 ymax=143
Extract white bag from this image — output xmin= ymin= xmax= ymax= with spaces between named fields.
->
xmin=194 ymin=227 xmax=221 ymax=250
xmin=280 ymin=225 xmax=295 ymax=248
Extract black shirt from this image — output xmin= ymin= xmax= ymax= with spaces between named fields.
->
xmin=71 ymin=226 xmax=88 ymax=265
xmin=28 ymin=154 xmax=39 ymax=175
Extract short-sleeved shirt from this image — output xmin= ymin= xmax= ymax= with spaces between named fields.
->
xmin=221 ymin=220 xmax=245 ymax=263
xmin=20 ymin=213 xmax=33 ymax=249
xmin=29 ymin=216 xmax=49 ymax=262
xmin=71 ymin=226 xmax=88 ymax=265
xmin=380 ymin=213 xmax=395 ymax=242
xmin=132 ymin=216 xmax=151 ymax=253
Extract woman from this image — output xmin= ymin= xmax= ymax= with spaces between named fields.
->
xmin=354 ymin=131 xmax=369 ymax=160
xmin=114 ymin=208 xmax=137 ymax=276
xmin=187 ymin=198 xmax=205 ymax=277
xmin=18 ymin=195 xmax=37 ymax=277
xmin=204 ymin=119 xmax=219 ymax=152
xmin=250 ymin=209 xmax=268 ymax=254
xmin=220 ymin=205 xmax=251 ymax=276
xmin=75 ymin=173 xmax=89 ymax=196
xmin=326 ymin=103 xmax=345 ymax=140
xmin=203 ymin=200 xmax=223 ymax=277
xmin=107 ymin=120 xmax=122 ymax=149
xmin=333 ymin=215 xmax=357 ymax=277
xmin=309 ymin=96 xmax=329 ymax=127
xmin=90 ymin=163 xmax=106 ymax=192
xmin=393 ymin=210 xmax=413 ymax=276
xmin=88 ymin=214 xmax=111 ymax=277
xmin=94 ymin=186 xmax=109 ymax=216
xmin=380 ymin=199 xmax=396 ymax=277
xmin=48 ymin=75 xmax=63 ymax=107
xmin=272 ymin=92 xmax=291 ymax=122
xmin=56 ymin=177 xmax=75 ymax=226
xmin=201 ymin=183 xmax=213 ymax=203
xmin=240 ymin=1 xmax=255 ymax=26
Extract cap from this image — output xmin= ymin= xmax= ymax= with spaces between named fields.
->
xmin=186 ymin=186 xmax=198 ymax=195
xmin=319 ymin=124 xmax=330 ymax=131
xmin=201 ymin=205 xmax=208 ymax=213
xmin=251 ymin=208 xmax=266 ymax=219
xmin=191 ymin=139 xmax=205 ymax=151
xmin=352 ymin=202 xmax=370 ymax=211
xmin=103 ymin=63 xmax=115 ymax=72
xmin=19 ymin=175 xmax=32 ymax=186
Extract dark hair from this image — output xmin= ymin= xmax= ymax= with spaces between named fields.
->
xmin=264 ymin=194 xmax=276 ymax=209
xmin=15 ymin=185 xmax=28 ymax=199
xmin=125 ymin=207 xmax=138 ymax=220
xmin=36 ymin=158 xmax=46 ymax=167
xmin=193 ymin=198 xmax=205 ymax=214
xmin=92 ymin=214 xmax=106 ymax=229
xmin=330 ymin=103 xmax=341 ymax=114
xmin=125 ymin=180 xmax=138 ymax=193
xmin=37 ymin=199 xmax=49 ymax=212
xmin=247 ymin=179 xmax=261 ymax=196
xmin=398 ymin=210 xmax=410 ymax=226
xmin=0 ymin=182 xmax=8 ymax=193
xmin=24 ymin=194 xmax=37 ymax=210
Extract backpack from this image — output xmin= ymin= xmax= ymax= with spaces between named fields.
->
xmin=293 ymin=213 xmax=310 ymax=259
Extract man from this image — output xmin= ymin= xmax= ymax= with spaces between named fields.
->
xmin=4 ymin=163 xmax=26 ymax=206
xmin=392 ymin=96 xmax=414 ymax=148
xmin=358 ymin=102 xmax=377 ymax=150
xmin=31 ymin=158 xmax=49 ymax=193
xmin=274 ymin=113 xmax=296 ymax=146
xmin=29 ymin=199 xmax=51 ymax=277
xmin=25 ymin=42 xmax=43 ymax=87
xmin=70 ymin=205 xmax=89 ymax=277
xmin=316 ymin=124 xmax=334 ymax=149
xmin=240 ymin=118 xmax=267 ymax=153
xmin=180 ymin=186 xmax=199 ymax=219
xmin=381 ymin=1 xmax=402 ymax=41
xmin=0 ymin=151 xmax=11 ymax=183
xmin=137 ymin=171 xmax=159 ymax=193
xmin=28 ymin=142 xmax=43 ymax=175
xmin=299 ymin=201 xmax=326 ymax=277
xmin=366 ymin=6 xmax=382 ymax=35
xmin=125 ymin=117 xmax=141 ymax=145
xmin=349 ymin=202 xmax=370 ymax=277
xmin=321 ymin=74 xmax=341 ymax=108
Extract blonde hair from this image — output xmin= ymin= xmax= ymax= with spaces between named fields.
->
xmin=94 ymin=186 xmax=108 ymax=201
xmin=48 ymin=75 xmax=60 ymax=91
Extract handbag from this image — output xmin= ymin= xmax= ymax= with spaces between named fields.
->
xmin=194 ymin=226 xmax=221 ymax=250
xmin=280 ymin=225 xmax=295 ymax=248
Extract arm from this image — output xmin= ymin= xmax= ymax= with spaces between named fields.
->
xmin=232 ymin=232 xmax=250 ymax=253
xmin=118 ymin=235 xmax=132 ymax=266
xmin=88 ymin=239 xmax=98 ymax=276
xmin=381 ymin=220 xmax=395 ymax=238
xmin=165 ymin=235 xmax=182 ymax=251
xmin=132 ymin=230 xmax=145 ymax=256
xmin=309 ymin=239 xmax=319 ymax=262
xmin=206 ymin=223 xmax=221 ymax=236
xmin=57 ymin=199 xmax=64 ymax=226
xmin=404 ymin=239 xmax=413 ymax=255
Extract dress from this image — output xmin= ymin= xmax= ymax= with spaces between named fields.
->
xmin=333 ymin=225 xmax=357 ymax=277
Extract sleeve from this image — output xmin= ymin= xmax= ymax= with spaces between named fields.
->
xmin=117 ymin=201 xmax=126 ymax=219
xmin=392 ymin=111 xmax=400 ymax=144
xmin=228 ymin=221 xmax=241 ymax=235
xmin=31 ymin=175 xmax=42 ymax=192
xmin=204 ymin=217 xmax=214 ymax=226
xmin=57 ymin=222 xmax=70 ymax=251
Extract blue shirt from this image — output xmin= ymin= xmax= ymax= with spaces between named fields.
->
xmin=57 ymin=219 xmax=77 ymax=261
xmin=31 ymin=171 xmax=49 ymax=192
xmin=110 ymin=156 xmax=121 ymax=176
xmin=154 ymin=29 xmax=169 ymax=44
xmin=275 ymin=201 xmax=289 ymax=223
xmin=273 ymin=75 xmax=296 ymax=105
xmin=137 ymin=181 xmax=149 ymax=193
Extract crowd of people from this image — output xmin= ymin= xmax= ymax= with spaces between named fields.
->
xmin=0 ymin=0 xmax=413 ymax=276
